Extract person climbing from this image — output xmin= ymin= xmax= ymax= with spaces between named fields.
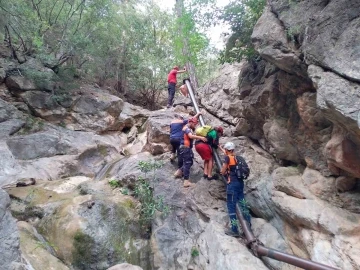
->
xmin=179 ymin=79 xmax=189 ymax=98
xmin=174 ymin=117 xmax=207 ymax=187
xmin=220 ymin=141 xmax=251 ymax=238
xmin=195 ymin=126 xmax=224 ymax=180
xmin=167 ymin=66 xmax=187 ymax=108
xmin=169 ymin=111 xmax=202 ymax=164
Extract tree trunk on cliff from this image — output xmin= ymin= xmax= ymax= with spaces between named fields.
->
xmin=175 ymin=0 xmax=199 ymax=90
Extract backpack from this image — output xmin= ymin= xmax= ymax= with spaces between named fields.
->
xmin=195 ymin=125 xmax=212 ymax=137
xmin=234 ymin=156 xmax=250 ymax=180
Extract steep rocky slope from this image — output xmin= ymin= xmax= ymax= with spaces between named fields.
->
xmin=197 ymin=0 xmax=360 ymax=269
xmin=1 ymin=0 xmax=360 ymax=269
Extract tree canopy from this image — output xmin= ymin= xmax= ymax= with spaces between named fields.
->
xmin=0 ymin=0 xmax=265 ymax=108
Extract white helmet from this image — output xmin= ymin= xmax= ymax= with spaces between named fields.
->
xmin=224 ymin=142 xmax=235 ymax=151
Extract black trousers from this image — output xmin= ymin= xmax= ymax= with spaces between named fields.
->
xmin=170 ymin=138 xmax=182 ymax=169
xmin=167 ymin=82 xmax=176 ymax=106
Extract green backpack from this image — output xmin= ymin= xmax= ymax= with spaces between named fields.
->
xmin=195 ymin=125 xmax=212 ymax=137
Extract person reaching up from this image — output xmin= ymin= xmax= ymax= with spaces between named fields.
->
xmin=174 ymin=117 xmax=207 ymax=188
xmin=167 ymin=66 xmax=187 ymax=108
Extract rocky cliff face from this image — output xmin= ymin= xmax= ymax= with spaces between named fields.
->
xmin=197 ymin=0 xmax=360 ymax=269
xmin=1 ymin=0 xmax=360 ymax=269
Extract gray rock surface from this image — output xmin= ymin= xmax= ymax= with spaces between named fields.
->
xmin=0 ymin=98 xmax=122 ymax=187
xmin=107 ymin=264 xmax=143 ymax=270
xmin=0 ymin=189 xmax=25 ymax=269
xmin=7 ymin=177 xmax=151 ymax=270
xmin=308 ymin=65 xmax=360 ymax=135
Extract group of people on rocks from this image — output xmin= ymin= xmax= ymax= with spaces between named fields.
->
xmin=169 ymin=109 xmax=251 ymax=238
xmin=167 ymin=65 xmax=251 ymax=237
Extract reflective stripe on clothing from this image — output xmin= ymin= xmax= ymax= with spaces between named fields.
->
xmin=179 ymin=147 xmax=193 ymax=180
xmin=181 ymin=125 xmax=193 ymax=148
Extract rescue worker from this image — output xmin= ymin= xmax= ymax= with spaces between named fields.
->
xmin=170 ymin=112 xmax=202 ymax=165
xmin=174 ymin=117 xmax=207 ymax=187
xmin=220 ymin=141 xmax=251 ymax=237
xmin=167 ymin=66 xmax=187 ymax=108
xmin=195 ymin=126 xmax=224 ymax=180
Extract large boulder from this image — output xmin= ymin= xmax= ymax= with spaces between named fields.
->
xmin=301 ymin=0 xmax=360 ymax=81
xmin=308 ymin=65 xmax=360 ymax=136
xmin=198 ymin=63 xmax=244 ymax=124
xmin=7 ymin=178 xmax=151 ymax=270
xmin=20 ymin=91 xmax=67 ymax=121
xmin=5 ymin=76 xmax=37 ymax=92
xmin=143 ymin=111 xmax=174 ymax=155
xmin=0 ymin=98 xmax=122 ymax=187
xmin=70 ymin=89 xmax=125 ymax=132
xmin=247 ymin=163 xmax=360 ymax=270
xmin=251 ymin=7 xmax=308 ymax=78
xmin=118 ymin=102 xmax=150 ymax=130
xmin=267 ymin=0 xmax=360 ymax=82
xmin=324 ymin=126 xmax=360 ymax=178
xmin=17 ymin=221 xmax=70 ymax=270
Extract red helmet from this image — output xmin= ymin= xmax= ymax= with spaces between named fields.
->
xmin=216 ymin=126 xmax=224 ymax=135
xmin=188 ymin=117 xmax=198 ymax=125
xmin=173 ymin=66 xmax=179 ymax=70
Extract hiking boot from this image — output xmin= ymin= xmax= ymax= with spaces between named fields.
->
xmin=183 ymin=180 xmax=195 ymax=188
xmin=224 ymin=228 xmax=240 ymax=238
xmin=174 ymin=169 xmax=183 ymax=178
xmin=202 ymin=174 xmax=208 ymax=178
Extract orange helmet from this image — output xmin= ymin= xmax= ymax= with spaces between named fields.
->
xmin=173 ymin=66 xmax=179 ymax=70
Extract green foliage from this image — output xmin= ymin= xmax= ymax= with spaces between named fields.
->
xmin=22 ymin=68 xmax=55 ymax=90
xmin=121 ymin=187 xmax=129 ymax=196
xmin=138 ymin=160 xmax=163 ymax=175
xmin=239 ymin=198 xmax=250 ymax=217
xmin=286 ymin=25 xmax=301 ymax=44
xmin=108 ymin=179 xmax=121 ymax=189
xmin=0 ymin=0 xmax=219 ymax=101
xmin=219 ymin=0 xmax=266 ymax=63
xmin=18 ymin=116 xmax=45 ymax=135
xmin=191 ymin=246 xmax=200 ymax=257
xmin=135 ymin=160 xmax=170 ymax=230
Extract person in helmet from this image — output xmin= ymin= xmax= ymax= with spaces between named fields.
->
xmin=195 ymin=126 xmax=224 ymax=180
xmin=174 ymin=117 xmax=207 ymax=187
xmin=170 ymin=112 xmax=202 ymax=165
xmin=167 ymin=66 xmax=187 ymax=108
xmin=220 ymin=141 xmax=251 ymax=237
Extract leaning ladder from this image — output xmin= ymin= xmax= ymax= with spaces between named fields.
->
xmin=184 ymin=78 xmax=338 ymax=270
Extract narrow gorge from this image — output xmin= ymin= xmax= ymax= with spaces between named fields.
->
xmin=1 ymin=0 xmax=360 ymax=270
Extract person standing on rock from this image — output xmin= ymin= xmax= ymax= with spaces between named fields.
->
xmin=195 ymin=126 xmax=224 ymax=180
xmin=170 ymin=112 xmax=202 ymax=164
xmin=174 ymin=117 xmax=207 ymax=187
xmin=167 ymin=66 xmax=187 ymax=108
xmin=220 ymin=141 xmax=251 ymax=237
